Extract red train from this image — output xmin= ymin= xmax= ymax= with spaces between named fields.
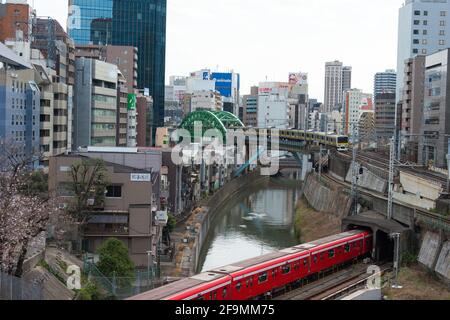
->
xmin=128 ymin=229 xmax=373 ymax=300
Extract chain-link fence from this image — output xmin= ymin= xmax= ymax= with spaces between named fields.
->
xmin=83 ymin=261 xmax=164 ymax=300
xmin=0 ymin=272 xmax=43 ymax=300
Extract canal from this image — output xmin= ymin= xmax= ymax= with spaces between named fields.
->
xmin=197 ymin=180 xmax=302 ymax=273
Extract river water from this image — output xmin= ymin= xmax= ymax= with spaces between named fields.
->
xmin=197 ymin=181 xmax=302 ymax=273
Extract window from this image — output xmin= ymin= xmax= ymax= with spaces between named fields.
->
xmin=258 ymin=272 xmax=268 ymax=284
xmin=440 ymin=21 xmax=446 ymax=26
xmin=424 ymin=11 xmax=428 ymax=16
xmin=106 ymin=185 xmax=122 ymax=198
xmin=413 ymin=39 xmax=419 ymax=44
xmin=413 ymin=29 xmax=419 ymax=35
xmin=439 ymin=40 xmax=445 ymax=45
xmin=222 ymin=288 xmax=227 ymax=299
xmin=441 ymin=11 xmax=447 ymax=17
xmin=423 ymin=20 xmax=427 ymax=25
xmin=329 ymin=249 xmax=335 ymax=258
xmin=440 ymin=30 xmax=445 ymax=36
xmin=281 ymin=265 xmax=291 ymax=275
xmin=414 ymin=10 xmax=420 ymax=16
xmin=423 ymin=29 xmax=427 ymax=35
xmin=413 ymin=20 xmax=420 ymax=25
xmin=303 ymin=259 xmax=308 ymax=267
xmin=345 ymin=244 xmax=350 ymax=253
xmin=422 ymin=49 xmax=427 ymax=54
xmin=413 ymin=49 xmax=419 ymax=54
xmin=422 ymin=39 xmax=427 ymax=45
xmin=236 ymin=282 xmax=241 ymax=291
xmin=313 ymin=255 xmax=318 ymax=264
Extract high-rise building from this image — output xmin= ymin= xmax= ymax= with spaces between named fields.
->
xmin=418 ymin=49 xmax=450 ymax=168
xmin=324 ymin=61 xmax=351 ymax=113
xmin=396 ymin=0 xmax=450 ymax=104
xmin=0 ymin=42 xmax=40 ymax=167
xmin=342 ymin=66 xmax=352 ymax=93
xmin=242 ymin=93 xmax=258 ymax=127
xmin=73 ymin=58 xmax=119 ymax=148
xmin=374 ymin=69 xmax=397 ymax=97
xmin=257 ymin=82 xmax=289 ymax=129
xmin=400 ymin=56 xmax=425 ymax=162
xmin=375 ymin=93 xmax=397 ymax=144
xmin=68 ymin=0 xmax=167 ymax=144
xmin=0 ymin=0 xmax=34 ymax=43
xmin=136 ymin=95 xmax=153 ymax=147
xmin=342 ymin=89 xmax=373 ymax=137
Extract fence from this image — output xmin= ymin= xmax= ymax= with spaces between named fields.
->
xmin=0 ymin=272 xmax=43 ymax=300
xmin=83 ymin=260 xmax=163 ymax=300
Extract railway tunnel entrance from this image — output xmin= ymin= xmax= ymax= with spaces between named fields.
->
xmin=342 ymin=211 xmax=410 ymax=264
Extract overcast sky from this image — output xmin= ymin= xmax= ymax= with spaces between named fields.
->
xmin=32 ymin=0 xmax=405 ymax=100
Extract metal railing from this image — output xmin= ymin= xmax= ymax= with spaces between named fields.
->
xmin=0 ymin=272 xmax=43 ymax=300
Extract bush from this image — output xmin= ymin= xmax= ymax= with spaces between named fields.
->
xmin=76 ymin=280 xmax=103 ymax=300
xmin=401 ymin=252 xmax=418 ymax=267
xmin=166 ymin=214 xmax=177 ymax=233
xmin=96 ymin=238 xmax=135 ymax=286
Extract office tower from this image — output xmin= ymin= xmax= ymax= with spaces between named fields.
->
xmin=418 ymin=49 xmax=450 ymax=168
xmin=0 ymin=43 xmax=40 ymax=167
xmin=396 ymin=0 xmax=450 ymax=104
xmin=375 ymin=93 xmax=397 ymax=144
xmin=242 ymin=93 xmax=258 ymax=127
xmin=374 ymin=69 xmax=397 ymax=97
xmin=73 ymin=58 xmax=119 ymax=148
xmin=68 ymin=0 xmax=167 ymax=144
xmin=342 ymin=66 xmax=352 ymax=93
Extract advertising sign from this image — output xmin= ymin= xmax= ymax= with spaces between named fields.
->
xmin=127 ymin=93 xmax=137 ymax=110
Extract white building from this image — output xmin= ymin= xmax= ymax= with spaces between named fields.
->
xmin=343 ymin=89 xmax=373 ymax=137
xmin=324 ymin=61 xmax=352 ymax=113
xmin=257 ymin=82 xmax=289 ymax=128
xmin=191 ymin=90 xmax=223 ymax=112
xmin=396 ymin=0 xmax=450 ymax=103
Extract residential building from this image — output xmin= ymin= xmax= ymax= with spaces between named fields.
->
xmin=324 ymin=61 xmax=351 ymax=113
xmin=375 ymin=93 xmax=397 ymax=144
xmin=400 ymin=56 xmax=425 ymax=162
xmin=68 ymin=0 xmax=167 ymax=143
xmin=0 ymin=42 xmax=40 ymax=167
xmin=396 ymin=0 xmax=450 ymax=105
xmin=374 ymin=69 xmax=397 ymax=97
xmin=359 ymin=111 xmax=376 ymax=147
xmin=49 ymin=150 xmax=165 ymax=267
xmin=190 ymin=90 xmax=223 ymax=112
xmin=419 ymin=49 xmax=450 ymax=167
xmin=343 ymin=89 xmax=373 ymax=136
xmin=73 ymin=58 xmax=118 ymax=148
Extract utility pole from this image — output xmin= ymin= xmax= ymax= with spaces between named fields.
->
xmin=351 ymin=124 xmax=359 ymax=216
xmin=390 ymin=232 xmax=402 ymax=289
xmin=388 ymin=136 xmax=395 ymax=220
xmin=319 ymin=144 xmax=323 ymax=182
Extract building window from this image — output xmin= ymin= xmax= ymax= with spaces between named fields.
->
xmin=440 ymin=21 xmax=446 ymax=26
xmin=423 ymin=20 xmax=428 ymax=25
xmin=423 ymin=29 xmax=427 ymax=35
xmin=414 ymin=10 xmax=420 ymax=15
xmin=413 ymin=48 xmax=419 ymax=54
xmin=413 ymin=29 xmax=419 ymax=35
xmin=422 ymin=39 xmax=427 ymax=45
xmin=424 ymin=11 xmax=428 ymax=16
xmin=414 ymin=20 xmax=420 ymax=25
xmin=106 ymin=185 xmax=122 ymax=198
xmin=413 ymin=39 xmax=419 ymax=44
xmin=422 ymin=49 xmax=427 ymax=54
xmin=441 ymin=11 xmax=447 ymax=17
xmin=439 ymin=40 xmax=445 ymax=45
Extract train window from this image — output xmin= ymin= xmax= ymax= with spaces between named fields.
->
xmin=303 ymin=259 xmax=308 ymax=267
xmin=281 ymin=265 xmax=291 ymax=275
xmin=272 ymin=269 xmax=277 ymax=278
xmin=236 ymin=282 xmax=242 ymax=291
xmin=246 ymin=279 xmax=249 ymax=288
xmin=213 ymin=292 xmax=217 ymax=300
xmin=345 ymin=244 xmax=350 ymax=252
xmin=313 ymin=255 xmax=318 ymax=264
xmin=329 ymin=249 xmax=335 ymax=258
xmin=258 ymin=272 xmax=268 ymax=284
xmin=222 ymin=288 xmax=227 ymax=299
xmin=210 ymin=293 xmax=212 ymax=300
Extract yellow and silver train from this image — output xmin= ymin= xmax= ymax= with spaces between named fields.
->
xmin=243 ymin=128 xmax=349 ymax=152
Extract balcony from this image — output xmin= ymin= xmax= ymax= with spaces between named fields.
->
xmin=92 ymin=129 xmax=116 ymax=138
xmin=53 ymin=131 xmax=67 ymax=142
xmin=53 ymin=116 xmax=67 ymax=126
xmin=92 ymin=115 xmax=116 ymax=124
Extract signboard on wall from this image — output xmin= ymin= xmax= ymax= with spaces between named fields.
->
xmin=127 ymin=93 xmax=137 ymax=110
xmin=289 ymin=72 xmax=308 ymax=85
xmin=131 ymin=173 xmax=151 ymax=182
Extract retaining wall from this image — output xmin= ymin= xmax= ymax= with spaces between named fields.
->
xmin=418 ymin=231 xmax=450 ymax=286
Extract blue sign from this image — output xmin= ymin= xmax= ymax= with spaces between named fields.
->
xmin=203 ymin=72 xmax=209 ymax=80
xmin=211 ymin=72 xmax=237 ymax=98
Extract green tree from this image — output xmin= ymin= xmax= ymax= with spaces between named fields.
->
xmin=96 ymin=238 xmax=135 ymax=286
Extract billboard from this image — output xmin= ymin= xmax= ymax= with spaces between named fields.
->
xmin=211 ymin=72 xmax=234 ymax=98
xmin=289 ymin=72 xmax=308 ymax=85
xmin=127 ymin=93 xmax=137 ymax=110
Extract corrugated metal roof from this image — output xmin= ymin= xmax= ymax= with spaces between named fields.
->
xmin=0 ymin=42 xmax=32 ymax=69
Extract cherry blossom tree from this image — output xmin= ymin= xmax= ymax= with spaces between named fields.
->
xmin=0 ymin=139 xmax=60 ymax=277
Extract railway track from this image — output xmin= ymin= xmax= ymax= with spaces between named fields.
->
xmin=276 ymin=262 xmax=392 ymax=300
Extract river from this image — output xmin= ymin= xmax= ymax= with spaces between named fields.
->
xmin=197 ymin=181 xmax=302 ymax=273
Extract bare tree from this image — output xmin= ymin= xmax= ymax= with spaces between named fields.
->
xmin=0 ymin=139 xmax=60 ymax=277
